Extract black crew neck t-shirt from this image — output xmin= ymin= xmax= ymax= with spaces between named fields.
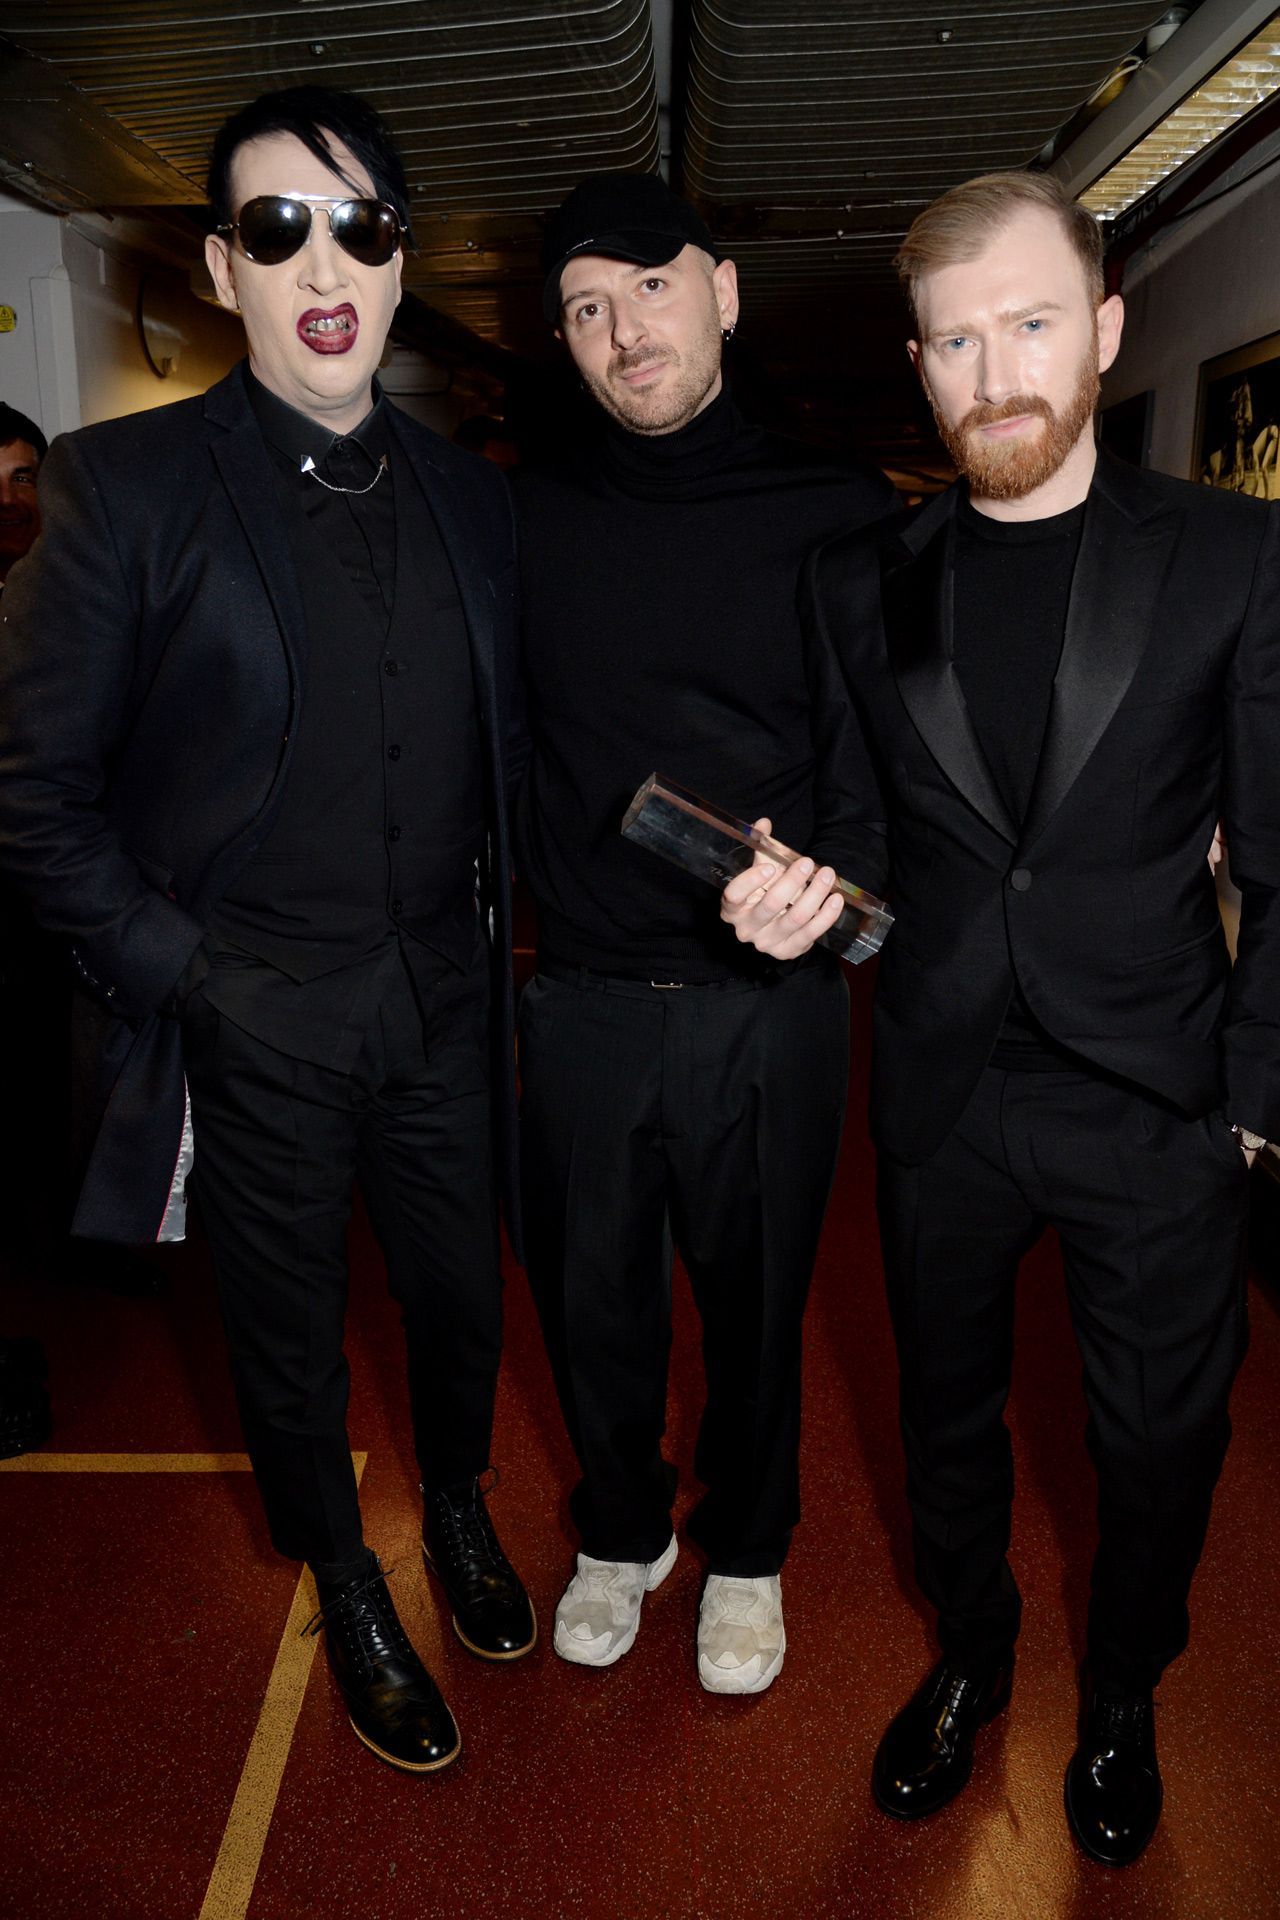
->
xmin=953 ymin=491 xmax=1086 ymax=1068
xmin=953 ymin=491 xmax=1086 ymax=826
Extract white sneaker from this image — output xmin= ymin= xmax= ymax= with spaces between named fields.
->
xmin=697 ymin=1574 xmax=786 ymax=1695
xmin=553 ymin=1534 xmax=678 ymax=1668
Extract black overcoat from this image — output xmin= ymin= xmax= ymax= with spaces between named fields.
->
xmin=0 ymin=364 xmax=522 ymax=1250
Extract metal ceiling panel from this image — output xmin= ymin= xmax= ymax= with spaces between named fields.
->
xmin=0 ymin=1 xmax=660 ymax=353
xmin=0 ymin=2 xmax=1231 ymax=465
xmin=0 ymin=41 xmax=206 ymax=208
xmin=683 ymin=0 xmax=1176 ymax=313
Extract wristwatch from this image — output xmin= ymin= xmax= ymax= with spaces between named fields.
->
xmin=1231 ymin=1124 xmax=1268 ymax=1152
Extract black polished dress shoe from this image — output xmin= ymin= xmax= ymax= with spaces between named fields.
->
xmin=872 ymin=1656 xmax=1014 ymax=1819
xmin=307 ymin=1554 xmax=460 ymax=1773
xmin=422 ymin=1476 xmax=537 ymax=1661
xmin=1065 ymin=1682 xmax=1162 ymax=1866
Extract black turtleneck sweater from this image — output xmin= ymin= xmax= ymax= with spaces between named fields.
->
xmin=512 ymin=389 xmax=896 ymax=980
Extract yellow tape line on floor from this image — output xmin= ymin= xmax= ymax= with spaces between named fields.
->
xmin=198 ymin=1452 xmax=367 ymax=1920
xmin=1 ymin=1442 xmax=368 ymax=1918
xmin=0 ymin=1451 xmax=256 ymax=1471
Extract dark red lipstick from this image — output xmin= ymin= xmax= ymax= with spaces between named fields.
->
xmin=297 ymin=304 xmax=358 ymax=354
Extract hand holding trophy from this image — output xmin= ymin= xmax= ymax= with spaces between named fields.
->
xmin=718 ymin=821 xmax=847 ymax=961
xmin=621 ymin=774 xmax=892 ymax=965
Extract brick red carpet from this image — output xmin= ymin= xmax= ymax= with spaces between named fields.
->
xmin=2 ymin=959 xmax=1278 ymax=1920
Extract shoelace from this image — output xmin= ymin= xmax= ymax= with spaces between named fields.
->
xmin=1094 ymin=1693 xmax=1154 ymax=1745
xmin=432 ymin=1470 xmax=504 ymax=1569
xmin=299 ymin=1558 xmax=402 ymax=1641
xmin=925 ymin=1666 xmax=987 ymax=1721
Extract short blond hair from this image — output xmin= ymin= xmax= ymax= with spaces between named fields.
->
xmin=895 ymin=171 xmax=1104 ymax=325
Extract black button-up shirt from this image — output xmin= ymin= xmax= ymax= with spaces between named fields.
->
xmin=247 ymin=365 xmax=395 ymax=624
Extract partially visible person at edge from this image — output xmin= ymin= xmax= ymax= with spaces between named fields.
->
xmin=0 ymin=404 xmax=43 ymax=588
xmin=0 ymin=405 xmax=161 ymax=1301
xmin=0 ymin=87 xmax=534 ymax=1776
xmin=0 ymin=409 xmax=49 ymax=1237
xmin=723 ymin=170 xmax=1278 ymax=1865
xmin=512 ymin=172 xmax=896 ymax=1695
xmin=0 ymin=404 xmax=54 ymax=1460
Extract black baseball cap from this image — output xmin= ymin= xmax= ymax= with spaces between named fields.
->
xmin=541 ymin=172 xmax=720 ymax=323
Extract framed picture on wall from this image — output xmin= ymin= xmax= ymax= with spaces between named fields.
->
xmin=1195 ymin=330 xmax=1280 ymax=498
xmin=1099 ymin=390 xmax=1152 ymax=467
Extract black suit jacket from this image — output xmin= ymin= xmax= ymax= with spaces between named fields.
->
xmin=0 ymin=364 xmax=522 ymax=1247
xmin=801 ymin=448 xmax=1280 ymax=1163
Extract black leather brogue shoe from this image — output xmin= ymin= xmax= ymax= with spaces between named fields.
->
xmin=308 ymin=1554 xmax=461 ymax=1773
xmin=422 ymin=1476 xmax=537 ymax=1661
xmin=1065 ymin=1682 xmax=1162 ymax=1867
xmin=872 ymin=1656 xmax=1013 ymax=1819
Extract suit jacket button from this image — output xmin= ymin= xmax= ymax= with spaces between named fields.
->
xmin=1010 ymin=867 xmax=1032 ymax=892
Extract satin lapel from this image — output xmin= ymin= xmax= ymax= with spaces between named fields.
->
xmin=209 ymin=421 xmax=308 ymax=680
xmin=883 ymin=512 xmax=1018 ymax=845
xmin=390 ymin=419 xmax=498 ymax=719
xmin=1019 ymin=480 xmax=1179 ymax=852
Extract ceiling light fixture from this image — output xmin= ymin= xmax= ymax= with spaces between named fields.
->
xmin=1080 ymin=14 xmax=1280 ymax=219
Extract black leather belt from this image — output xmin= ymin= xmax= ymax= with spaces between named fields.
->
xmin=538 ymin=953 xmax=753 ymax=993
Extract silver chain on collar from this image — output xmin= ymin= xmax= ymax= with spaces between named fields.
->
xmin=300 ymin=451 xmax=389 ymax=495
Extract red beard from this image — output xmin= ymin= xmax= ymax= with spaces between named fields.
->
xmin=927 ymin=337 xmax=1100 ymax=501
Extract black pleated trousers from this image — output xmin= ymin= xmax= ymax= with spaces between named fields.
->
xmin=183 ymin=949 xmax=503 ymax=1563
xmin=876 ymin=1064 xmax=1250 ymax=1692
xmin=519 ymin=954 xmax=849 ymax=1577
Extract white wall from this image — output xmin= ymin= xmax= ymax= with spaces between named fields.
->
xmin=1100 ymin=153 xmax=1280 ymax=957
xmin=62 ymin=222 xmax=243 ymax=428
xmin=378 ymin=341 xmax=466 ymax=438
xmin=0 ymin=191 xmax=79 ymax=438
xmin=0 ymin=190 xmax=243 ymax=442
xmin=1101 ymin=151 xmax=1280 ymax=479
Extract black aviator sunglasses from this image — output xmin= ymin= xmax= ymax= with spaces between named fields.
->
xmin=218 ymin=194 xmax=405 ymax=267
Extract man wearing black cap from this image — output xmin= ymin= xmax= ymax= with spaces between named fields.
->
xmin=514 ymin=172 xmax=895 ymax=1693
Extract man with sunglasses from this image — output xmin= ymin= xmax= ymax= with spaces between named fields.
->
xmin=0 ymin=87 xmax=531 ymax=1775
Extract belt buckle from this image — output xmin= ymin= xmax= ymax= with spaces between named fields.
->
xmin=650 ymin=978 xmax=684 ymax=990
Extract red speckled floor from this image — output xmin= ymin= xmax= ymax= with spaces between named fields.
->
xmin=2 ymin=959 xmax=1278 ymax=1920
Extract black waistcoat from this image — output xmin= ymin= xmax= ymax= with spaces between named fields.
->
xmin=205 ymin=444 xmax=484 ymax=1068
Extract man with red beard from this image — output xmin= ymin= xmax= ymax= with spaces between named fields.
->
xmin=722 ymin=171 xmax=1280 ymax=1864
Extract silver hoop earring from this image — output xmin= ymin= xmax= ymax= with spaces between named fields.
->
xmin=722 ymin=323 xmax=737 ymax=343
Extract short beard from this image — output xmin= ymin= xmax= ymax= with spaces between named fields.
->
xmin=927 ymin=335 xmax=1100 ymax=501
xmin=586 ymin=338 xmax=722 ymax=436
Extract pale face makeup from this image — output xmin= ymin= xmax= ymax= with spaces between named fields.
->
xmin=205 ymin=130 xmax=403 ymax=434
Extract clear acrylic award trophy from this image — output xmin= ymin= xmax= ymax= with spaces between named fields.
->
xmin=621 ymin=773 xmax=892 ymax=965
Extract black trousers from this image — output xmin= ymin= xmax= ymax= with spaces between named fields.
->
xmin=519 ymin=955 xmax=849 ymax=1577
xmin=876 ymin=1064 xmax=1250 ymax=1692
xmin=183 ymin=950 xmax=502 ymax=1563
